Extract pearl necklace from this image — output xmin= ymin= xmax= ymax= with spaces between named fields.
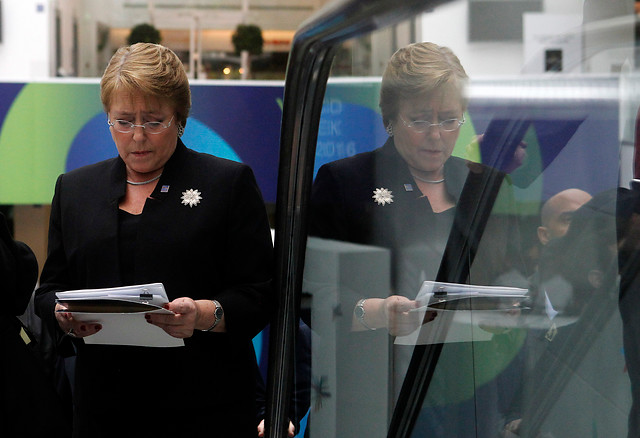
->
xmin=411 ymin=173 xmax=445 ymax=184
xmin=126 ymin=174 xmax=162 ymax=186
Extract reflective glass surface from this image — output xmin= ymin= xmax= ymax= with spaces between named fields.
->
xmin=295 ymin=3 xmax=640 ymax=437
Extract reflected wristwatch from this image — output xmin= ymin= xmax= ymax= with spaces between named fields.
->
xmin=354 ymin=298 xmax=376 ymax=331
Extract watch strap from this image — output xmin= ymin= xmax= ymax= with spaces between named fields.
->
xmin=355 ymin=298 xmax=376 ymax=331
xmin=202 ymin=299 xmax=223 ymax=332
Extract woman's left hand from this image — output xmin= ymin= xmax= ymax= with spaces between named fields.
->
xmin=145 ymin=297 xmax=199 ymax=338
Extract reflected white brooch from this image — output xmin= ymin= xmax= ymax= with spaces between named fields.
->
xmin=372 ymin=188 xmax=393 ymax=206
xmin=181 ymin=189 xmax=202 ymax=207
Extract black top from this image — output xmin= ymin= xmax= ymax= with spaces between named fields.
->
xmin=117 ymin=209 xmax=139 ymax=286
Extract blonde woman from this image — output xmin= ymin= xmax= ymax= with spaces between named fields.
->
xmin=35 ymin=43 xmax=274 ymax=437
xmin=310 ymin=42 xmax=524 ymax=437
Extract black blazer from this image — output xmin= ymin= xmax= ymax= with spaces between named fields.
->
xmin=310 ymin=138 xmax=524 ymax=292
xmin=35 ymin=141 xmax=274 ymax=437
xmin=308 ymin=139 xmax=527 ymax=438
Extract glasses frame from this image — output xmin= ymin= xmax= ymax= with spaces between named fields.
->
xmin=108 ymin=115 xmax=174 ymax=135
xmin=399 ymin=114 xmax=465 ymax=133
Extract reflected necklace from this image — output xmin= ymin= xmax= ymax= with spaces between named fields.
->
xmin=126 ymin=174 xmax=162 ymax=185
xmin=411 ymin=173 xmax=445 ymax=184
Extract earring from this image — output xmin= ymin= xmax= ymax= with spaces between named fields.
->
xmin=177 ymin=124 xmax=184 ymax=138
xmin=386 ymin=123 xmax=394 ymax=137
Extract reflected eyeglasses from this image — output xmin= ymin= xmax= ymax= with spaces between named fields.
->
xmin=399 ymin=114 xmax=465 ymax=133
xmin=108 ymin=115 xmax=174 ymax=134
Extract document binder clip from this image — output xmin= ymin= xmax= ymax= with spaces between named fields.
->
xmin=139 ymin=288 xmax=153 ymax=302
xmin=433 ymin=287 xmax=447 ymax=298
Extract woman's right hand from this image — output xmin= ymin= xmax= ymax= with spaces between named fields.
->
xmin=55 ymin=303 xmax=101 ymax=338
xmin=383 ymin=295 xmax=435 ymax=336
xmin=354 ymin=296 xmax=436 ymax=336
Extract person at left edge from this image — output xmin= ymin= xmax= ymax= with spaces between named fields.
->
xmin=34 ymin=43 xmax=274 ymax=438
xmin=1 ymin=211 xmax=71 ymax=437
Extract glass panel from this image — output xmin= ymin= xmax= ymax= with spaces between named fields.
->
xmin=295 ymin=2 xmax=640 ymax=437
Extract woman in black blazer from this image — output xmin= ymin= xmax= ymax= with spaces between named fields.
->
xmin=311 ymin=42 xmax=522 ymax=335
xmin=309 ymin=42 xmax=525 ymax=438
xmin=35 ymin=43 xmax=274 ymax=437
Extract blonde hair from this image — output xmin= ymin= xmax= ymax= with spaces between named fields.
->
xmin=100 ymin=43 xmax=191 ymax=128
xmin=379 ymin=42 xmax=468 ymax=127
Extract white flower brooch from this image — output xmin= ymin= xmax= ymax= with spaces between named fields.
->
xmin=181 ymin=188 xmax=202 ymax=207
xmin=372 ymin=188 xmax=393 ymax=206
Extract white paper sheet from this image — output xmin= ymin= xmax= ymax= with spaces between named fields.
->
xmin=56 ymin=283 xmax=184 ymax=348
xmin=70 ymin=309 xmax=184 ymax=347
xmin=395 ymin=281 xmax=529 ymax=345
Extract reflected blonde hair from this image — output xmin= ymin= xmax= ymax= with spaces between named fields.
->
xmin=100 ymin=43 xmax=191 ymax=128
xmin=379 ymin=42 xmax=468 ymax=127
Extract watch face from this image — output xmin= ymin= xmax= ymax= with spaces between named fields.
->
xmin=354 ymin=305 xmax=364 ymax=318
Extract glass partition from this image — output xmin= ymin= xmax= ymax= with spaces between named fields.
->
xmin=287 ymin=4 xmax=640 ymax=437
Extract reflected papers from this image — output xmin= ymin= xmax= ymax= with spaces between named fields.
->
xmin=395 ymin=281 xmax=529 ymax=345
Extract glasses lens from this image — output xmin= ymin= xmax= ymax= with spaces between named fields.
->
xmin=440 ymin=118 xmax=462 ymax=132
xmin=114 ymin=120 xmax=133 ymax=133
xmin=144 ymin=122 xmax=164 ymax=134
xmin=411 ymin=121 xmax=429 ymax=133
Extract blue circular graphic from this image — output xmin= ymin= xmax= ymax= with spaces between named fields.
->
xmin=314 ymin=102 xmax=387 ymax=178
xmin=182 ymin=118 xmax=242 ymax=162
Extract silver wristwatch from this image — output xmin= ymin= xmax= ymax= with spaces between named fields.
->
xmin=354 ymin=298 xmax=376 ymax=330
xmin=202 ymin=299 xmax=223 ymax=332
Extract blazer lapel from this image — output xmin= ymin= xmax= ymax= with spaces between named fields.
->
xmin=99 ymin=158 xmax=127 ymax=285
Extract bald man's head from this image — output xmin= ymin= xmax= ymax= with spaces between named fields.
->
xmin=538 ymin=189 xmax=593 ymax=246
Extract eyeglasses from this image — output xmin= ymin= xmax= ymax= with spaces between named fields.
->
xmin=399 ymin=114 xmax=465 ymax=133
xmin=108 ymin=115 xmax=174 ymax=135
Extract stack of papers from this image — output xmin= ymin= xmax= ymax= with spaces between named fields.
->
xmin=56 ymin=283 xmax=184 ymax=348
xmin=396 ymin=281 xmax=529 ymax=346
xmin=413 ymin=281 xmax=529 ymax=311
